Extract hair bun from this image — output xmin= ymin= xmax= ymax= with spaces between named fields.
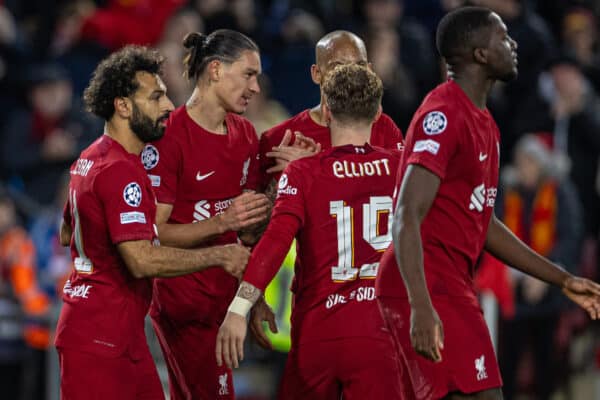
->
xmin=183 ymin=32 xmax=207 ymax=49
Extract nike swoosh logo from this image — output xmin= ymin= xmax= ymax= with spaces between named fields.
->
xmin=479 ymin=153 xmax=488 ymax=162
xmin=196 ymin=171 xmax=215 ymax=181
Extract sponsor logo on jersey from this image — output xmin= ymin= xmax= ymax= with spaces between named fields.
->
xmin=422 ymin=111 xmax=447 ymax=135
xmin=193 ymin=200 xmax=211 ymax=221
xmin=468 ymin=183 xmax=497 ymax=212
xmin=141 ymin=145 xmax=159 ymax=170
xmin=413 ymin=139 xmax=440 ymax=155
xmin=196 ymin=171 xmax=215 ymax=181
xmin=123 ymin=182 xmax=142 ymax=207
xmin=120 ymin=211 xmax=146 ymax=224
xmin=475 ymin=355 xmax=488 ymax=381
xmin=277 ymin=173 xmax=297 ymax=195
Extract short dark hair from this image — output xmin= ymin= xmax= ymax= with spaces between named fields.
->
xmin=83 ymin=45 xmax=164 ymax=121
xmin=322 ymin=64 xmax=383 ymax=125
xmin=183 ymin=29 xmax=259 ymax=82
xmin=436 ymin=6 xmax=494 ymax=62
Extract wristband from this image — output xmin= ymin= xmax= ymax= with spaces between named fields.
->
xmin=227 ymin=296 xmax=253 ymax=317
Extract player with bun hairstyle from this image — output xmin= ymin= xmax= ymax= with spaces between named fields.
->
xmin=143 ymin=30 xmax=271 ymax=400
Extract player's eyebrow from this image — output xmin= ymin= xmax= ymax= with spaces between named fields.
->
xmin=149 ymin=89 xmax=165 ymax=99
xmin=245 ymin=68 xmax=260 ymax=75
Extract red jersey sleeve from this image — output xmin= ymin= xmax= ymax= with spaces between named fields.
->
xmin=405 ymin=108 xmax=461 ymax=179
xmin=95 ymin=161 xmax=155 ymax=244
xmin=380 ymin=113 xmax=405 ymax=150
xmin=243 ymin=213 xmax=300 ymax=291
xmin=258 ymin=130 xmax=279 ymax=191
xmin=270 ymin=161 xmax=309 ymax=225
xmin=145 ymin=131 xmax=182 ymax=204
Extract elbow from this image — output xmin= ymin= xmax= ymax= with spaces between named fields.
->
xmin=125 ymin=255 xmax=152 ymax=279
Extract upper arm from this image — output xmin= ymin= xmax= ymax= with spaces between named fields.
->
xmin=395 ymin=164 xmax=441 ymax=223
xmin=116 ymin=240 xmax=152 ymax=278
xmin=59 ymin=220 xmax=72 ymax=247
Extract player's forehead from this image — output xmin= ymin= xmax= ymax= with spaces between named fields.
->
xmin=488 ymin=12 xmax=507 ymax=38
xmin=227 ymin=50 xmax=262 ymax=73
xmin=133 ymin=71 xmax=166 ymax=97
xmin=318 ymin=38 xmax=367 ymax=68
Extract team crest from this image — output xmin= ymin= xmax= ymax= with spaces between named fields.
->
xmin=141 ymin=144 xmax=159 ymax=170
xmin=123 ymin=182 xmax=142 ymax=207
xmin=422 ymin=111 xmax=447 ymax=135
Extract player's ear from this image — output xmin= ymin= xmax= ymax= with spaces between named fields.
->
xmin=473 ymin=47 xmax=488 ymax=65
xmin=374 ymin=103 xmax=382 ymax=122
xmin=310 ymin=64 xmax=321 ymax=85
xmin=207 ymin=59 xmax=221 ymax=83
xmin=114 ymin=97 xmax=132 ymax=119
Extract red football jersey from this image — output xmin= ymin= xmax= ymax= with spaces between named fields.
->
xmin=55 ymin=135 xmax=157 ymax=359
xmin=258 ymin=109 xmax=404 ymax=189
xmin=244 ymin=144 xmax=400 ymax=345
xmin=143 ymin=106 xmax=260 ymax=324
xmin=376 ymin=80 xmax=501 ymax=306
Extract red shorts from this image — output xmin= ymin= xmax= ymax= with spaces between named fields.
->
xmin=377 ymin=296 xmax=502 ymax=399
xmin=57 ymin=347 xmax=163 ymax=400
xmin=278 ymin=336 xmax=406 ymax=400
xmin=151 ymin=314 xmax=234 ymax=400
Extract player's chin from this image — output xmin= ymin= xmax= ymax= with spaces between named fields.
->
xmin=498 ymin=67 xmax=518 ymax=83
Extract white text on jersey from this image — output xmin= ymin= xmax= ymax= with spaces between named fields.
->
xmin=71 ymin=159 xmax=94 ymax=176
xmin=332 ymin=158 xmax=391 ymax=179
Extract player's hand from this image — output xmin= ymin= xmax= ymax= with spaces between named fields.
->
xmin=266 ymin=130 xmax=322 ymax=173
xmin=249 ymin=297 xmax=278 ymax=349
xmin=220 ymin=192 xmax=270 ymax=232
xmin=562 ymin=276 xmax=600 ymax=320
xmin=410 ymin=303 xmax=444 ymax=362
xmin=217 ymin=244 xmax=251 ymax=279
xmin=216 ymin=311 xmax=247 ymax=369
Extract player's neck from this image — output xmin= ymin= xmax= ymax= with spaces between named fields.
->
xmin=330 ymin=123 xmax=371 ymax=147
xmin=186 ymin=87 xmax=228 ymax=134
xmin=104 ymin=120 xmax=145 ymax=155
xmin=309 ymin=101 xmax=327 ymax=127
xmin=449 ymin=68 xmax=495 ymax=110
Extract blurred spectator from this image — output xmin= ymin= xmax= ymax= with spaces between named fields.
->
xmin=473 ymin=0 xmax=557 ymax=159
xmin=157 ymin=8 xmax=203 ymax=106
xmin=561 ymin=7 xmax=600 ymax=92
xmin=0 ymin=192 xmax=50 ymax=399
xmin=244 ymin=74 xmax=290 ymax=136
xmin=269 ymin=9 xmax=324 ymax=113
xmin=514 ymin=55 xmax=600 ymax=239
xmin=79 ymin=0 xmax=186 ymax=51
xmin=497 ymin=133 xmax=583 ymax=400
xmin=0 ymin=63 xmax=100 ymax=205
xmin=363 ymin=0 xmax=439 ymax=107
xmin=28 ymin=172 xmax=71 ymax=300
xmin=365 ymin=26 xmax=419 ymax=131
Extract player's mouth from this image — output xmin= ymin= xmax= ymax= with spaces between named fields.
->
xmin=157 ymin=112 xmax=170 ymax=126
xmin=240 ymin=93 xmax=253 ymax=106
xmin=512 ymin=53 xmax=518 ymax=66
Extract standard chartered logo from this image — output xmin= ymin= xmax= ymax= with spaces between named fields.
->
xmin=194 ymin=200 xmax=211 ymax=221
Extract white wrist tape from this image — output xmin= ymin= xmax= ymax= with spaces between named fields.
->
xmin=227 ymin=296 xmax=253 ymax=317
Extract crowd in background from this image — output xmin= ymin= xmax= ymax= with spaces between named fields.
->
xmin=0 ymin=0 xmax=599 ymax=399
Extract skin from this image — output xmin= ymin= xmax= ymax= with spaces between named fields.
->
xmin=394 ymin=13 xmax=600 ymax=400
xmin=61 ymin=70 xmax=251 ymax=279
